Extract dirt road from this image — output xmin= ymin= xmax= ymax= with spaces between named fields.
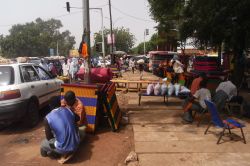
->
xmin=0 ymin=111 xmax=133 ymax=166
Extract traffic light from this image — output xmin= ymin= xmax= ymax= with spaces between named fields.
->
xmin=145 ymin=29 xmax=149 ymax=35
xmin=66 ymin=2 xmax=70 ymax=12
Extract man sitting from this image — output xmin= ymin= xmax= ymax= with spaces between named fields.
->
xmin=40 ymin=107 xmax=80 ymax=159
xmin=213 ymin=78 xmax=238 ymax=112
xmin=61 ymin=91 xmax=86 ymax=125
xmin=61 ymin=91 xmax=87 ymax=138
xmin=190 ymin=72 xmax=206 ymax=95
xmin=182 ymin=72 xmax=206 ymax=107
xmin=182 ymin=80 xmax=211 ymax=123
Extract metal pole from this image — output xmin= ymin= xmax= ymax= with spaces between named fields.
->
xmin=108 ymin=0 xmax=114 ymax=64
xmin=144 ymin=30 xmax=146 ymax=55
xmin=56 ymin=31 xmax=59 ymax=56
xmin=83 ymin=0 xmax=91 ymax=83
xmin=56 ymin=41 xmax=59 ymax=56
xmin=100 ymin=9 xmax=106 ymax=67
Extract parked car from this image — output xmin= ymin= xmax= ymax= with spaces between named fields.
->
xmin=0 ymin=63 xmax=63 ymax=127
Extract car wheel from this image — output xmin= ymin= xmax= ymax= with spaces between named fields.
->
xmin=25 ymin=100 xmax=39 ymax=127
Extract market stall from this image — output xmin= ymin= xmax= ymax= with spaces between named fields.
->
xmin=61 ymin=82 xmax=122 ymax=133
xmin=187 ymin=56 xmax=229 ymax=93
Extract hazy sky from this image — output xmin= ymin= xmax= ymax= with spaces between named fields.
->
xmin=0 ymin=0 xmax=157 ymax=48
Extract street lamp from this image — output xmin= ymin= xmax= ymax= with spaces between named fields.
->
xmin=144 ymin=29 xmax=149 ymax=56
xmin=108 ymin=0 xmax=115 ymax=65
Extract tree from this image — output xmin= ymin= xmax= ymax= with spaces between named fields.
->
xmin=93 ymin=27 xmax=135 ymax=54
xmin=148 ymin=0 xmax=186 ymax=50
xmin=132 ymin=33 xmax=162 ymax=54
xmin=148 ymin=0 xmax=250 ymax=85
xmin=0 ymin=18 xmax=75 ymax=58
xmin=179 ymin=0 xmax=250 ymax=84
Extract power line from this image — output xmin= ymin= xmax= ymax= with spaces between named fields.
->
xmin=111 ymin=5 xmax=154 ymax=23
xmin=94 ymin=3 xmax=109 ymax=8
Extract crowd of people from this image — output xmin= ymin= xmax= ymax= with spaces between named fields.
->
xmin=39 ymin=58 xmax=88 ymax=82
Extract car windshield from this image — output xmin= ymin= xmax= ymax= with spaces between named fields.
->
xmin=0 ymin=66 xmax=14 ymax=86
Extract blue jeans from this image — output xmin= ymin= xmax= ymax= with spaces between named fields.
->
xmin=40 ymin=126 xmax=86 ymax=157
xmin=40 ymin=138 xmax=62 ymax=157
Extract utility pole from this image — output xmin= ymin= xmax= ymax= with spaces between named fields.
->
xmin=144 ymin=30 xmax=146 ymax=56
xmin=82 ymin=0 xmax=91 ymax=83
xmin=100 ymin=9 xmax=105 ymax=66
xmin=144 ymin=29 xmax=149 ymax=55
xmin=56 ymin=41 xmax=59 ymax=56
xmin=108 ymin=0 xmax=115 ymax=64
xmin=56 ymin=31 xmax=59 ymax=56
xmin=91 ymin=8 xmax=105 ymax=66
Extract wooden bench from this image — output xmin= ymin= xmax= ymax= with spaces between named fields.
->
xmin=138 ymin=91 xmax=168 ymax=106
xmin=111 ymin=79 xmax=128 ymax=91
xmin=110 ymin=66 xmax=121 ymax=78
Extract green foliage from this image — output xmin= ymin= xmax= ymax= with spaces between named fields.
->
xmin=180 ymin=0 xmax=250 ymax=84
xmin=148 ymin=0 xmax=250 ymax=50
xmin=148 ymin=0 xmax=185 ymax=49
xmin=0 ymin=18 xmax=75 ymax=58
xmin=132 ymin=33 xmax=160 ymax=54
xmin=93 ymin=27 xmax=135 ymax=54
xmin=148 ymin=0 xmax=250 ymax=84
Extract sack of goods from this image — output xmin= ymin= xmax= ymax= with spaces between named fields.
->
xmin=0 ymin=57 xmax=10 ymax=64
xmin=174 ymin=83 xmax=181 ymax=96
xmin=154 ymin=83 xmax=161 ymax=95
xmin=146 ymin=84 xmax=154 ymax=95
xmin=17 ymin=57 xmax=28 ymax=63
xmin=168 ymin=83 xmax=175 ymax=96
xmin=137 ymin=59 xmax=145 ymax=64
xmin=161 ymin=83 xmax=168 ymax=95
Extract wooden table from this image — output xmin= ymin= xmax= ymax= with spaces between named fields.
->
xmin=111 ymin=79 xmax=164 ymax=92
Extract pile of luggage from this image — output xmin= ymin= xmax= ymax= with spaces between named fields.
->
xmin=0 ymin=56 xmax=11 ymax=64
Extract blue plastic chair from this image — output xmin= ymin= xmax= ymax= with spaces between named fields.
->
xmin=204 ymin=100 xmax=246 ymax=144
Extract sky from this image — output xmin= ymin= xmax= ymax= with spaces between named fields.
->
xmin=0 ymin=0 xmax=157 ymax=48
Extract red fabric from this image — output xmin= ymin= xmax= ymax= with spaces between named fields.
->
xmin=77 ymin=68 xmax=113 ymax=83
xmin=194 ymin=66 xmax=217 ymax=71
xmin=76 ymin=67 xmax=85 ymax=80
xmin=195 ymin=61 xmax=217 ymax=65
xmin=90 ymin=68 xmax=113 ymax=83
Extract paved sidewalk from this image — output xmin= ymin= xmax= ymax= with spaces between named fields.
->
xmin=127 ymin=93 xmax=250 ymax=166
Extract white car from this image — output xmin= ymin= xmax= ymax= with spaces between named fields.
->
xmin=0 ymin=63 xmax=63 ymax=127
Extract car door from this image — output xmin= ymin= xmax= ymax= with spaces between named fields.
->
xmin=35 ymin=66 xmax=61 ymax=103
xmin=20 ymin=65 xmax=47 ymax=105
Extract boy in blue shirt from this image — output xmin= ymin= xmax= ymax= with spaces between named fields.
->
xmin=40 ymin=106 xmax=80 ymax=159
